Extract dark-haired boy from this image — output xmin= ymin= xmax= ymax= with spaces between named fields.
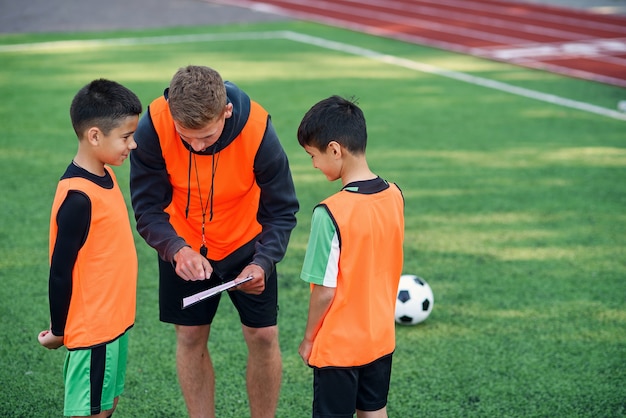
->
xmin=38 ymin=79 xmax=142 ymax=418
xmin=297 ymin=95 xmax=405 ymax=418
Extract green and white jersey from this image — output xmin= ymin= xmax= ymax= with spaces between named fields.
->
xmin=300 ymin=205 xmax=339 ymax=288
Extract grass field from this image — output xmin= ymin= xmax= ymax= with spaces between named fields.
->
xmin=1 ymin=20 xmax=625 ymax=417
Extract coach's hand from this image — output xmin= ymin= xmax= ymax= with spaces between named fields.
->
xmin=234 ymin=264 xmax=265 ymax=295
xmin=173 ymin=246 xmax=213 ymax=281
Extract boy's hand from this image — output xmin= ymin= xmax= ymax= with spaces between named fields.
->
xmin=38 ymin=330 xmax=64 ymax=350
xmin=298 ymin=338 xmax=313 ymax=365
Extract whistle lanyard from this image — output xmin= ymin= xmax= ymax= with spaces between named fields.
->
xmin=193 ymin=150 xmax=220 ymax=257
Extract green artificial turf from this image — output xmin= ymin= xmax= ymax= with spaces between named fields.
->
xmin=1 ymin=21 xmax=624 ymax=417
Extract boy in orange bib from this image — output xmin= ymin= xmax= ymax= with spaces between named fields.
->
xmin=39 ymin=79 xmax=141 ymax=418
xmin=297 ymin=96 xmax=405 ymax=418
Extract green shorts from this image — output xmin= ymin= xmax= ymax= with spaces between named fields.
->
xmin=63 ymin=332 xmax=129 ymax=417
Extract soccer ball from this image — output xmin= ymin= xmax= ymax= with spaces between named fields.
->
xmin=395 ymin=274 xmax=434 ymax=325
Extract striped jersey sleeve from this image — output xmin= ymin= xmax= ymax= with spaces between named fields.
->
xmin=300 ymin=205 xmax=339 ymax=288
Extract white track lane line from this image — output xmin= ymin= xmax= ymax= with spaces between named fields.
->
xmin=411 ymin=0 xmax=626 ymax=32
xmin=268 ymin=0 xmax=623 ymax=41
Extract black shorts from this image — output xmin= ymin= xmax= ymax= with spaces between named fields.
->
xmin=312 ymin=353 xmax=393 ymax=418
xmin=158 ymin=239 xmax=278 ymax=328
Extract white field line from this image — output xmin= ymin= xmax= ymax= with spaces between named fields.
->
xmin=1 ymin=30 xmax=624 ymax=121
xmin=283 ymin=31 xmax=626 ymax=121
xmin=0 ymin=31 xmax=286 ymax=52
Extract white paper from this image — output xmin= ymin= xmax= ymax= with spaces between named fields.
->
xmin=182 ymin=276 xmax=253 ymax=309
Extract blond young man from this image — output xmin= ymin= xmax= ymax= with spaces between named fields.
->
xmin=130 ymin=65 xmax=298 ymax=418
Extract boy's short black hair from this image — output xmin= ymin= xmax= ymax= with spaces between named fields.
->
xmin=70 ymin=79 xmax=142 ymax=138
xmin=297 ymin=95 xmax=367 ymax=154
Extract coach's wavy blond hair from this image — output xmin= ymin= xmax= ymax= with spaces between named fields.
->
xmin=167 ymin=65 xmax=227 ymax=129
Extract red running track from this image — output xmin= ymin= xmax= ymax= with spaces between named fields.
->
xmin=211 ymin=0 xmax=626 ymax=87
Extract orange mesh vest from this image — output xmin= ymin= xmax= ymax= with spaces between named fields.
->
xmin=149 ymin=96 xmax=266 ymax=260
xmin=308 ymin=184 xmax=404 ymax=368
xmin=49 ymin=167 xmax=137 ymax=349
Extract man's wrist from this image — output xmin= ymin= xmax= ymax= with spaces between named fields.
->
xmin=172 ymin=244 xmax=192 ymax=264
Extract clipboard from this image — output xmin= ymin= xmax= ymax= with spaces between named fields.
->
xmin=182 ymin=276 xmax=253 ymax=309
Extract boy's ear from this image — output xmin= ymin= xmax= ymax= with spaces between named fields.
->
xmin=86 ymin=127 xmax=101 ymax=145
xmin=328 ymin=141 xmax=342 ymax=158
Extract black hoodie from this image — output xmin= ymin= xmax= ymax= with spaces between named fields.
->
xmin=129 ymin=81 xmax=298 ymax=276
